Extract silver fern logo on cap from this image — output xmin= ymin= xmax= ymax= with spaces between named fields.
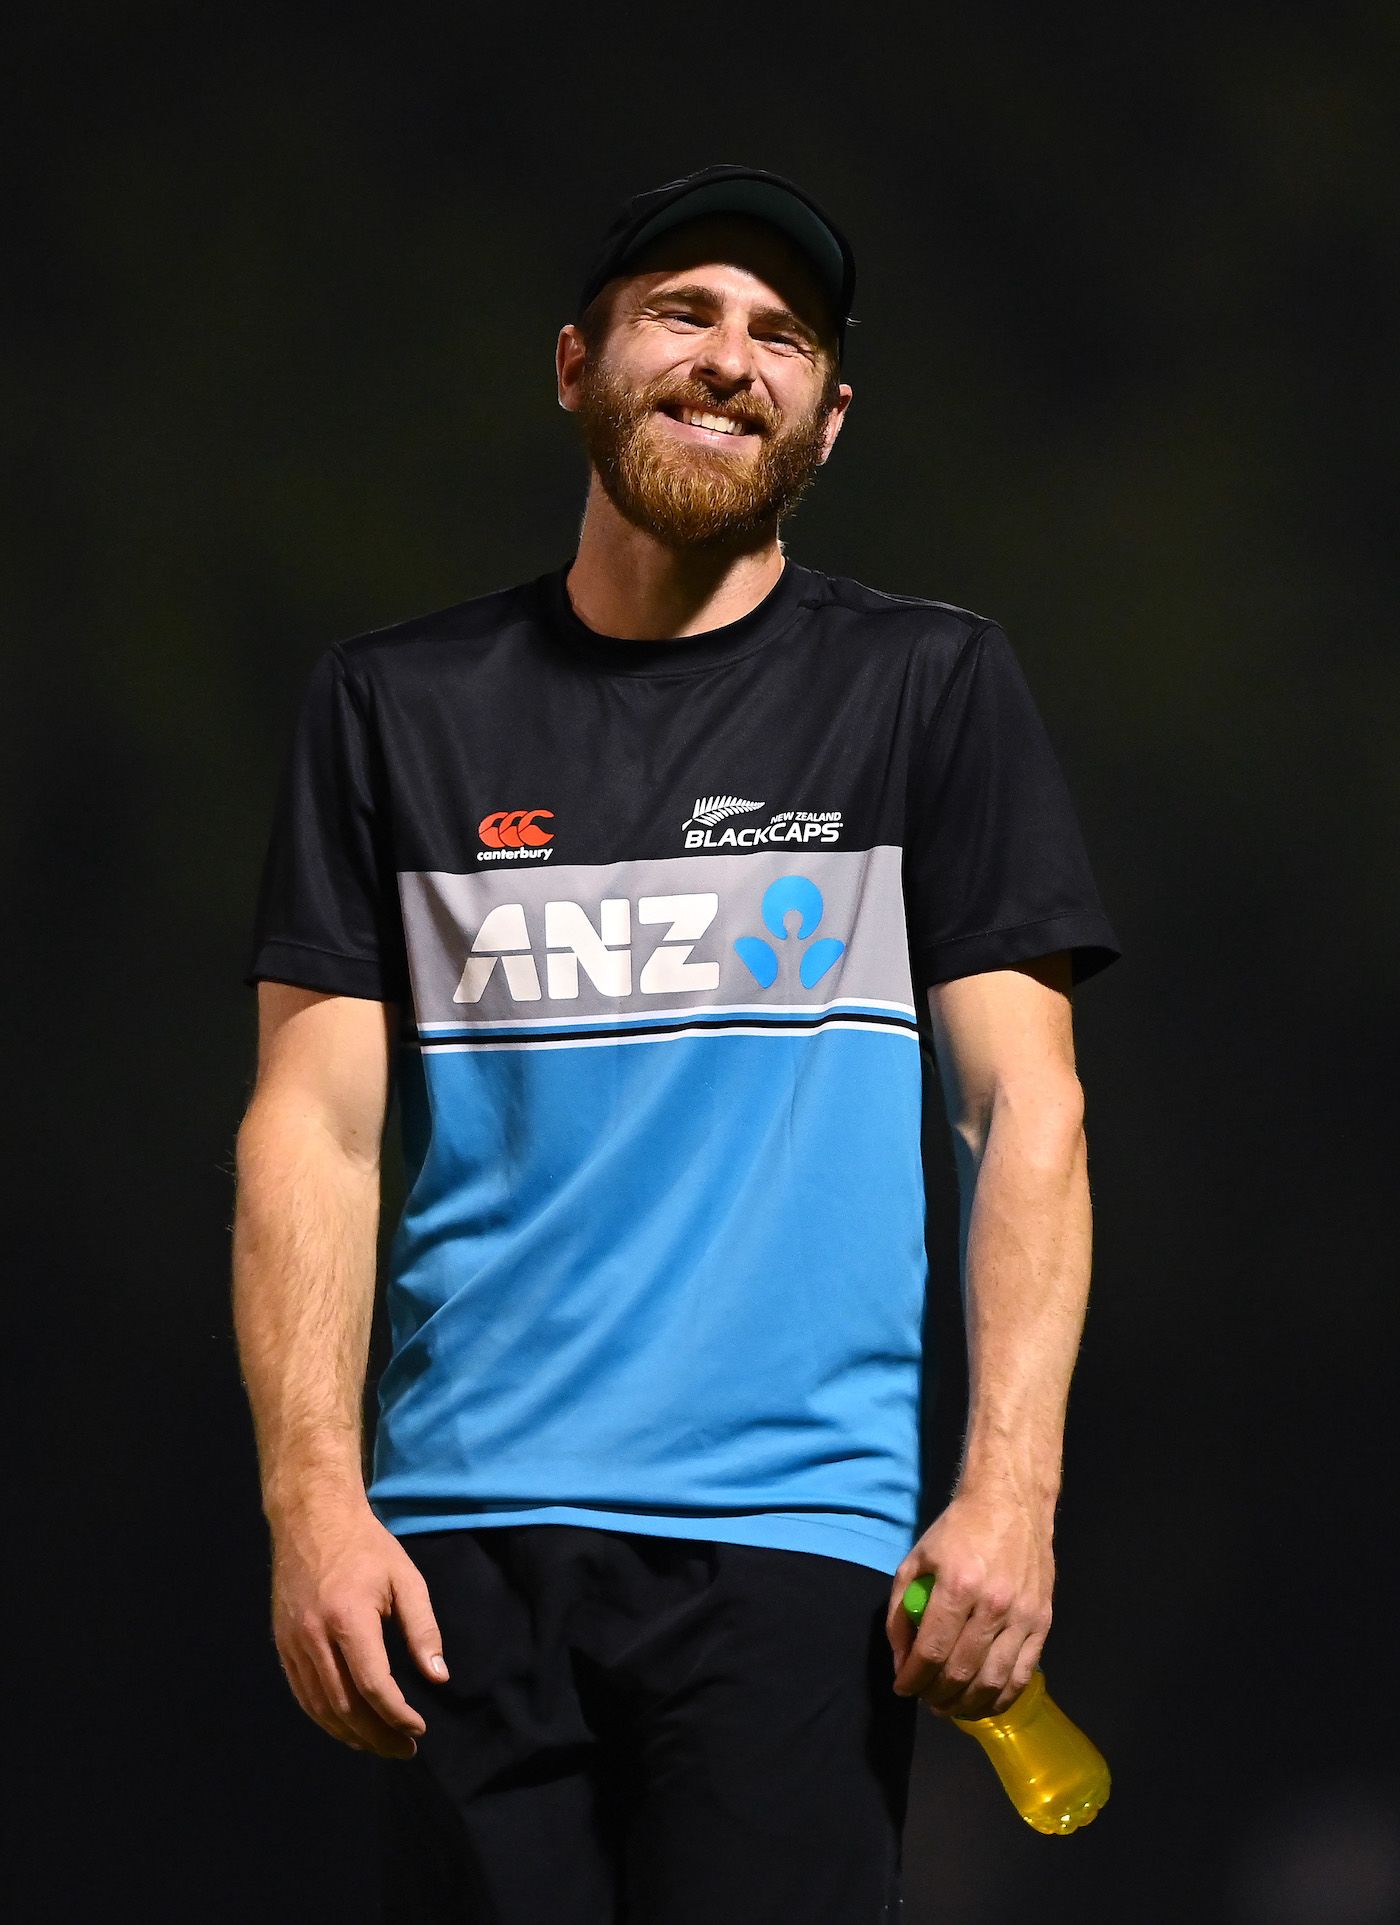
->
xmin=683 ymin=794 xmax=764 ymax=831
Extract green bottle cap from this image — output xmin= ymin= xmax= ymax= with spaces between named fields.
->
xmin=901 ymin=1574 xmax=933 ymax=1623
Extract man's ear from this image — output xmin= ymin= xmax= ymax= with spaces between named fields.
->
xmin=557 ymin=323 xmax=587 ymax=412
xmin=818 ymin=383 xmax=853 ymax=464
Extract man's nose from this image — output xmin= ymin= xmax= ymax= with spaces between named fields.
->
xmin=691 ymin=320 xmax=757 ymax=390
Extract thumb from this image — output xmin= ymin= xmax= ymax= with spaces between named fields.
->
xmin=391 ymin=1564 xmax=450 ymax=1682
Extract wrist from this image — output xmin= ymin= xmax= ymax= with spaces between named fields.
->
xmin=262 ymin=1460 xmax=368 ymax=1532
xmin=955 ymin=1454 xmax=1061 ymax=1521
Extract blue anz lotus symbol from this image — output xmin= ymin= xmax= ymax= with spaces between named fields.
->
xmin=734 ymin=875 xmax=847 ymax=989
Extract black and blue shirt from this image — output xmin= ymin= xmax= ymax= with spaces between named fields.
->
xmin=244 ymin=555 xmax=1121 ymax=1575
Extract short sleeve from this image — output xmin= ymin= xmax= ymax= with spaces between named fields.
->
xmin=243 ymin=643 xmax=409 ymax=1002
xmin=903 ymin=621 xmax=1122 ymax=989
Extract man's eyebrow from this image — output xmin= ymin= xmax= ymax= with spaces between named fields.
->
xmin=748 ymin=303 xmax=820 ymax=343
xmin=643 ymin=283 xmax=821 ymax=343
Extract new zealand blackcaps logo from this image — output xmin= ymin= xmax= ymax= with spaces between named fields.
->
xmin=682 ymin=795 xmax=763 ymax=831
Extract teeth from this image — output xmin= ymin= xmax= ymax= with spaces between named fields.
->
xmin=679 ymin=408 xmax=745 ymax=435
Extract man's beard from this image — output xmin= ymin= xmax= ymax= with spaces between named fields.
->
xmin=574 ymin=361 xmax=834 ymax=549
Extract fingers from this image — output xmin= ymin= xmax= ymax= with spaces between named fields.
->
xmin=916 ymin=1608 xmax=1049 ymax=1721
xmin=891 ymin=1568 xmax=978 ymax=1699
xmin=329 ymin=1610 xmax=428 ymax=1750
xmin=279 ymin=1641 xmax=367 ymax=1752
xmin=268 ymin=1509 xmax=451 ymax=1762
xmin=908 ymin=1583 xmax=1010 ymax=1714
xmin=980 ymin=1622 xmax=1046 ymax=1717
xmin=390 ymin=1560 xmax=450 ymax=1683
xmin=890 ymin=1561 xmax=1052 ymax=1718
xmin=304 ymin=1623 xmax=422 ymax=1759
xmin=280 ymin=1609 xmax=425 ymax=1760
xmin=324 ymin=1639 xmax=421 ymax=1759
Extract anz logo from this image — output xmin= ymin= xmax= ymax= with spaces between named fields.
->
xmin=734 ymin=876 xmax=846 ymax=989
xmin=454 ymin=875 xmax=847 ymax=1003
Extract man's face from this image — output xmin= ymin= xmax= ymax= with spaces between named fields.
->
xmin=558 ymin=214 xmax=852 ymax=550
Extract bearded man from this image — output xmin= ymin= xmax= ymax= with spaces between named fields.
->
xmin=234 ymin=164 xmax=1122 ymax=1922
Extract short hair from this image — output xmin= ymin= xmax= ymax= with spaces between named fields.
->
xmin=574 ymin=283 xmax=619 ymax=354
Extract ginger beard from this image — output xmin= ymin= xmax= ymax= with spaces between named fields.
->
xmin=574 ymin=358 xmax=837 ymax=549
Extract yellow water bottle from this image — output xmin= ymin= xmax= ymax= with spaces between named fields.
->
xmin=900 ymin=1574 xmax=1111 ymax=1835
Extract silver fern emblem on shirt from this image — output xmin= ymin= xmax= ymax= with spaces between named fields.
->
xmin=683 ymin=794 xmax=764 ymax=830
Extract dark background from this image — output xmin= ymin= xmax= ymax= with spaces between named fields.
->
xmin=12 ymin=5 xmax=1398 ymax=1920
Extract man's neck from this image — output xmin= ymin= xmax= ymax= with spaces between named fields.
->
xmin=564 ymin=475 xmax=786 ymax=641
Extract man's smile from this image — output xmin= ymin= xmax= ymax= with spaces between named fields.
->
xmin=655 ymin=403 xmax=762 ymax=446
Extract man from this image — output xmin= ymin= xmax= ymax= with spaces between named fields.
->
xmin=233 ymin=164 xmax=1121 ymax=1922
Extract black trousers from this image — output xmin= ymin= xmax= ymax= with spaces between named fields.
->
xmin=377 ymin=1524 xmax=919 ymax=1924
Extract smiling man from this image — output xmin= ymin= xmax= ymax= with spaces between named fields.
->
xmin=567 ymin=208 xmax=846 ymax=565
xmin=234 ymin=164 xmax=1122 ymax=1923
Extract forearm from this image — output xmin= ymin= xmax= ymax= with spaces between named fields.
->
xmin=231 ymin=1098 xmax=382 ymax=1527
xmin=954 ymin=1074 xmax=1092 ymax=1518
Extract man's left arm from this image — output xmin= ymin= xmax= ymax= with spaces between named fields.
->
xmin=886 ymin=950 xmax=1091 ymax=1718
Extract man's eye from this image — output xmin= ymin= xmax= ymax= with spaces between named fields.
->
xmin=659 ymin=310 xmax=703 ymax=324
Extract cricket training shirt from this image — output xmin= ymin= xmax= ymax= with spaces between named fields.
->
xmin=244 ymin=556 xmax=1122 ymax=1575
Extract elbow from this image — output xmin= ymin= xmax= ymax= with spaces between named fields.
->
xmin=236 ymin=1089 xmax=384 ymax=1180
xmin=961 ymin=1069 xmax=1086 ymax=1171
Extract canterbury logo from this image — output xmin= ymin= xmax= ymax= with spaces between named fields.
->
xmin=479 ymin=809 xmax=554 ymax=848
xmin=682 ymin=794 xmax=763 ymax=830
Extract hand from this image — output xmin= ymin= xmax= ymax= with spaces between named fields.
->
xmin=885 ymin=1486 xmax=1054 ymax=1720
xmin=270 ymin=1498 xmax=450 ymax=1759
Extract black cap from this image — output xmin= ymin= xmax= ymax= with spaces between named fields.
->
xmin=576 ymin=164 xmax=857 ymax=362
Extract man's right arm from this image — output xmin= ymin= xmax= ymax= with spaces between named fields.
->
xmin=232 ymin=981 xmax=449 ymax=1759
